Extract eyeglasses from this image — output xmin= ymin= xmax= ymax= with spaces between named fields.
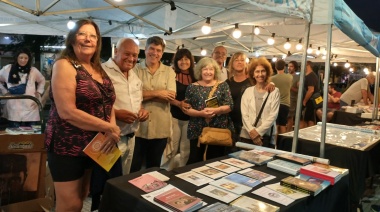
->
xmin=76 ymin=31 xmax=98 ymax=41
xmin=213 ymin=52 xmax=226 ymax=57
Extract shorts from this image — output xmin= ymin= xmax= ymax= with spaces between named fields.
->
xmin=48 ymin=152 xmax=94 ymax=182
xmin=288 ymin=98 xmax=297 ymax=118
xmin=303 ymin=100 xmax=316 ymax=122
xmin=276 ymin=104 xmax=290 ymax=126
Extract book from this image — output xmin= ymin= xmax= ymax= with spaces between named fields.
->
xmin=220 ymin=158 xmax=255 ymax=169
xmin=299 ymin=164 xmax=342 ymax=185
xmin=143 ymin=171 xmax=170 ymax=181
xmin=249 ymin=149 xmax=277 ymax=157
xmin=275 ymin=153 xmax=312 ymax=165
xmin=229 ymin=150 xmax=273 ymax=165
xmin=199 ymin=202 xmax=241 ymax=212
xmin=197 ymin=185 xmax=240 ymax=203
xmin=265 ymin=183 xmax=309 ymax=200
xmin=82 ymin=132 xmax=121 ymax=172
xmin=192 ymin=166 xmax=227 ymax=179
xmin=206 ymin=161 xmax=241 ymax=173
xmin=209 ymin=178 xmax=252 ymax=195
xmin=128 ymin=174 xmax=167 ymax=193
xmin=237 ymin=168 xmax=276 ymax=182
xmin=267 ymin=159 xmax=303 ymax=176
xmin=230 ymin=195 xmax=280 ymax=212
xmin=175 ymin=171 xmax=214 ymax=186
xmin=252 ymin=186 xmax=295 ymax=206
xmin=296 ymin=174 xmax=330 ymax=194
xmin=224 ymin=173 xmax=261 ymax=188
xmin=311 ymin=163 xmax=349 ymax=177
xmin=205 ymin=96 xmax=219 ymax=108
xmin=154 ymin=187 xmax=203 ymax=212
xmin=280 ymin=176 xmax=322 ymax=196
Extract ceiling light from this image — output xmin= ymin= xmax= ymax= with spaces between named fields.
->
xmin=349 ymin=67 xmax=354 ymax=72
xmin=169 ymin=1 xmax=176 ymax=11
xmin=254 ymin=26 xmax=260 ymax=35
xmin=364 ymin=67 xmax=369 ymax=75
xmin=323 ymin=48 xmax=327 ymax=55
xmin=272 ymin=56 xmax=277 ymax=62
xmin=307 ymin=44 xmax=313 ymax=54
xmin=201 ymin=17 xmax=211 ymax=35
xmin=344 ymin=60 xmax=350 ymax=68
xmin=284 ymin=38 xmax=291 ymax=50
xmin=67 ymin=16 xmax=75 ymax=30
xmin=333 ymin=62 xmax=338 ymax=67
xmin=245 ymin=57 xmax=250 ymax=63
xmin=200 ymin=48 xmax=207 ymax=56
xmin=322 ymin=55 xmax=326 ymax=60
xmin=296 ymin=38 xmax=303 ymax=50
xmin=316 ymin=47 xmax=321 ymax=55
xmin=267 ymin=33 xmax=275 ymax=45
xmin=232 ymin=23 xmax=242 ymax=39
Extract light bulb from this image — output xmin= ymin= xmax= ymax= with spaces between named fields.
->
xmin=316 ymin=47 xmax=321 ymax=55
xmin=245 ymin=57 xmax=250 ymax=63
xmin=307 ymin=44 xmax=313 ymax=54
xmin=272 ymin=57 xmax=277 ymax=62
xmin=364 ymin=68 xmax=369 ymax=74
xmin=333 ymin=62 xmax=338 ymax=67
xmin=267 ymin=33 xmax=275 ymax=45
xmin=201 ymin=48 xmax=207 ymax=56
xmin=322 ymin=55 xmax=326 ymax=60
xmin=232 ymin=23 xmax=241 ymax=39
xmin=67 ymin=20 xmax=75 ymax=30
xmin=282 ymin=54 xmax=287 ymax=59
xmin=284 ymin=38 xmax=291 ymax=50
xmin=349 ymin=67 xmax=354 ymax=72
xmin=344 ymin=61 xmax=350 ymax=68
xmin=254 ymin=26 xmax=260 ymax=35
xmin=296 ymin=39 xmax=303 ymax=50
xmin=201 ymin=17 xmax=211 ymax=34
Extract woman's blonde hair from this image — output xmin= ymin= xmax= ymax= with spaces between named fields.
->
xmin=227 ymin=52 xmax=247 ymax=76
xmin=247 ymin=57 xmax=273 ymax=85
xmin=194 ymin=57 xmax=221 ymax=81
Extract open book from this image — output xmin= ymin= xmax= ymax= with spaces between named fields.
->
xmin=83 ymin=132 xmax=121 ymax=172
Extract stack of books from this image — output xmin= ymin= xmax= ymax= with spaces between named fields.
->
xmin=280 ymin=176 xmax=322 ymax=196
xmin=267 ymin=159 xmax=303 ymax=175
xmin=299 ymin=163 xmax=348 ymax=185
xmin=229 ymin=150 xmax=273 ymax=165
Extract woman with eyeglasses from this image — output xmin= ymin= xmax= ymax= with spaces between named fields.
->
xmin=45 ymin=19 xmax=120 ymax=211
xmin=183 ymin=57 xmax=234 ymax=164
xmin=0 ymin=48 xmax=45 ymax=127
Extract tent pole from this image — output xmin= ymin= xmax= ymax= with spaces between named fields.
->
xmin=373 ymin=57 xmax=380 ymax=120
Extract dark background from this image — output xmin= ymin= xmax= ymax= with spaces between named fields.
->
xmin=345 ymin=0 xmax=380 ymax=32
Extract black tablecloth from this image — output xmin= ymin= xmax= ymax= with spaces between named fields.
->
xmin=99 ymin=157 xmax=350 ymax=212
xmin=331 ymin=110 xmax=371 ymax=125
xmin=278 ymin=135 xmax=380 ymax=206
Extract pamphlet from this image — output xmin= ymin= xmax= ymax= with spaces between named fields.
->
xmin=220 ymin=158 xmax=254 ymax=169
xmin=128 ymin=174 xmax=167 ymax=193
xmin=176 ymin=171 xmax=214 ymax=186
xmin=206 ymin=161 xmax=241 ymax=173
xmin=252 ymin=186 xmax=294 ymax=206
xmin=230 ymin=195 xmax=279 ymax=212
xmin=197 ymin=185 xmax=240 ymax=203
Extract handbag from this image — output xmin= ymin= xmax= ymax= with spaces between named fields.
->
xmin=310 ymin=92 xmax=323 ymax=109
xmin=8 ymin=74 xmax=28 ymax=95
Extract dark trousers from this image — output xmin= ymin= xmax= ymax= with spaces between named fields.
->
xmin=130 ymin=137 xmax=167 ymax=173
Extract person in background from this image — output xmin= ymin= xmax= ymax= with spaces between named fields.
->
xmin=183 ymin=57 xmax=234 ymax=164
xmin=340 ymin=72 xmax=375 ymax=107
xmin=102 ymin=38 xmax=149 ymax=174
xmin=211 ymin=46 xmax=229 ymax=81
xmin=240 ymin=57 xmax=280 ymax=148
xmin=131 ymin=36 xmax=176 ymax=173
xmin=45 ymin=19 xmax=120 ymax=211
xmin=271 ymin=59 xmax=292 ymax=136
xmin=301 ymin=61 xmax=319 ymax=128
xmin=164 ymin=48 xmax=195 ymax=169
xmin=286 ymin=61 xmax=300 ymax=132
xmin=0 ymin=48 xmax=45 ymax=127
xmin=316 ymin=83 xmax=341 ymax=122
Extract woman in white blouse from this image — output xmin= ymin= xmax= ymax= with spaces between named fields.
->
xmin=240 ymin=57 xmax=280 ymax=148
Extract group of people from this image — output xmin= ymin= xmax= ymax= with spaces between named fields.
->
xmin=2 ymin=18 xmax=377 ymax=211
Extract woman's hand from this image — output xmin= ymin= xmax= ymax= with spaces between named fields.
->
xmin=249 ymin=129 xmax=262 ymax=145
xmin=202 ymin=108 xmax=216 ymax=119
xmin=265 ymin=83 xmax=275 ymax=92
xmin=180 ymin=100 xmax=191 ymax=112
xmin=252 ymin=137 xmax=263 ymax=146
xmin=100 ymin=124 xmax=120 ymax=154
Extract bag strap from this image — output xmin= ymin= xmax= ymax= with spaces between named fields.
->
xmin=253 ymin=90 xmax=271 ymax=127
xmin=208 ymin=81 xmax=220 ymax=99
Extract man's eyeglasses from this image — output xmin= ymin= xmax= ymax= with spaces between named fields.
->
xmin=213 ymin=52 xmax=226 ymax=57
xmin=77 ymin=31 xmax=98 ymax=41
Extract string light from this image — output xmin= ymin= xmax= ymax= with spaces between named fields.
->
xmin=322 ymin=55 xmax=326 ymax=60
xmin=254 ymin=26 xmax=260 ymax=35
xmin=245 ymin=57 xmax=250 ymax=63
xmin=200 ymin=48 xmax=207 ymax=56
xmin=232 ymin=23 xmax=242 ymax=39
xmin=349 ymin=67 xmax=354 ymax=72
xmin=267 ymin=33 xmax=275 ymax=45
xmin=364 ymin=67 xmax=369 ymax=75
xmin=307 ymin=44 xmax=313 ymax=54
xmin=67 ymin=16 xmax=75 ymax=30
xmin=344 ymin=60 xmax=350 ymax=68
xmin=272 ymin=56 xmax=277 ymax=62
xmin=284 ymin=38 xmax=291 ymax=50
xmin=201 ymin=17 xmax=211 ymax=35
xmin=316 ymin=47 xmax=321 ymax=55
xmin=333 ymin=62 xmax=338 ymax=67
xmin=296 ymin=39 xmax=303 ymax=50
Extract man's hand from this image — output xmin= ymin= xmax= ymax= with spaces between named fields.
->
xmin=116 ymin=109 xmax=138 ymax=124
xmin=137 ymin=108 xmax=149 ymax=122
xmin=265 ymin=83 xmax=275 ymax=92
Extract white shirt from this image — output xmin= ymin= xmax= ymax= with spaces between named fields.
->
xmin=220 ymin=67 xmax=228 ymax=81
xmin=0 ymin=64 xmax=45 ymax=122
xmin=102 ymin=58 xmax=143 ymax=136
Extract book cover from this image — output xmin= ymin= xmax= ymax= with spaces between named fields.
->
xmin=252 ymin=186 xmax=295 ymax=206
xmin=175 ymin=171 xmax=214 ymax=186
xmin=224 ymin=173 xmax=261 ymax=188
xmin=230 ymin=195 xmax=279 ymax=212
xmin=265 ymin=182 xmax=309 ymax=200
xmin=311 ymin=163 xmax=349 ymax=176
xmin=275 ymin=153 xmax=312 ymax=165
xmin=199 ymin=202 xmax=240 ymax=212
xmin=128 ymin=174 xmax=167 ymax=193
xmin=206 ymin=161 xmax=241 ymax=173
xmin=142 ymin=171 xmax=170 ymax=181
xmin=205 ymin=96 xmax=219 ymax=108
xmin=237 ymin=168 xmax=276 ymax=182
xmin=82 ymin=132 xmax=121 ymax=172
xmin=300 ymin=164 xmax=342 ymax=185
xmin=209 ymin=178 xmax=252 ymax=195
xmin=197 ymin=185 xmax=240 ymax=203
xmin=192 ymin=166 xmax=227 ymax=179
xmin=229 ymin=150 xmax=273 ymax=165
xmin=296 ymin=174 xmax=330 ymax=195
xmin=154 ymin=187 xmax=203 ymax=212
xmin=220 ymin=158 xmax=255 ymax=169
xmin=267 ymin=159 xmax=303 ymax=176
xmin=280 ymin=176 xmax=322 ymax=196
xmin=250 ymin=149 xmax=277 ymax=157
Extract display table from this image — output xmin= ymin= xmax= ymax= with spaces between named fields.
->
xmin=331 ymin=110 xmax=371 ymax=125
xmin=99 ymin=157 xmax=350 ymax=212
xmin=278 ymin=128 xmax=380 ymax=207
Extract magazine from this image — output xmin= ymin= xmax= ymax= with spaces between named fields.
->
xmin=199 ymin=202 xmax=242 ymax=212
xmin=238 ymin=168 xmax=276 ymax=182
xmin=128 ymin=174 xmax=167 ymax=193
xmin=230 ymin=195 xmax=279 ymax=212
xmin=229 ymin=150 xmax=273 ymax=165
xmin=176 ymin=171 xmax=214 ymax=186
xmin=197 ymin=185 xmax=240 ymax=203
xmin=265 ymin=183 xmax=309 ymax=200
xmin=82 ymin=132 xmax=121 ymax=172
xmin=192 ymin=166 xmax=227 ymax=179
xmin=220 ymin=158 xmax=255 ymax=169
xmin=275 ymin=153 xmax=311 ymax=165
xmin=252 ymin=186 xmax=294 ymax=206
xmin=267 ymin=159 xmax=303 ymax=176
xmin=142 ymin=171 xmax=170 ymax=181
xmin=209 ymin=178 xmax=252 ymax=195
xmin=206 ymin=161 xmax=241 ymax=173
xmin=154 ymin=187 xmax=203 ymax=212
xmin=280 ymin=176 xmax=322 ymax=196
xmin=224 ymin=173 xmax=261 ymax=188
